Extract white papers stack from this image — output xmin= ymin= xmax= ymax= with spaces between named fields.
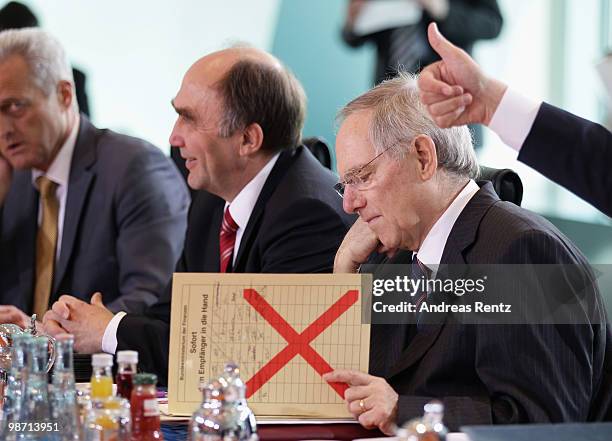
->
xmin=353 ymin=0 xmax=422 ymax=36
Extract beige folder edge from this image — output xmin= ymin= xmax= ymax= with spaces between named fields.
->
xmin=167 ymin=273 xmax=371 ymax=420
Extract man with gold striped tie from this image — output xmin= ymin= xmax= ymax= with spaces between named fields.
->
xmin=0 ymin=29 xmax=189 ymax=329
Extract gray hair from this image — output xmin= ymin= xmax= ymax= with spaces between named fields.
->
xmin=0 ymin=28 xmax=76 ymax=103
xmin=337 ymin=72 xmax=479 ymax=179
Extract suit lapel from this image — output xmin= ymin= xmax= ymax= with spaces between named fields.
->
xmin=232 ymin=147 xmax=299 ymax=271
xmin=52 ymin=117 xmax=97 ymax=294
xmin=439 ymin=181 xmax=500 ymax=264
xmin=204 ymin=200 xmax=224 ymax=272
xmin=386 ymin=182 xmax=500 ymax=379
xmin=10 ymin=171 xmax=39 ymax=306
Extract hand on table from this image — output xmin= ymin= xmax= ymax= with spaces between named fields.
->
xmin=0 ymin=305 xmax=31 ymax=329
xmin=43 ymin=292 xmax=114 ymax=353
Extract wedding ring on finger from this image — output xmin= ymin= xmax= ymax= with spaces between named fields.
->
xmin=359 ymin=399 xmax=366 ymax=413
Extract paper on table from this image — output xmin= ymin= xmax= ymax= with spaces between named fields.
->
xmin=167 ymin=273 xmax=371 ymax=419
xmin=353 ymin=0 xmax=422 ymax=36
xmin=160 ymin=403 xmax=358 ymax=425
xmin=257 ymin=418 xmax=358 ymax=425
xmin=160 ymin=408 xmax=190 ymax=422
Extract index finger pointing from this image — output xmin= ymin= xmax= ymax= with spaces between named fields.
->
xmin=323 ymin=369 xmax=371 ymax=386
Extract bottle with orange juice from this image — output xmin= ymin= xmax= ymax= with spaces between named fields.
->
xmin=90 ymin=353 xmax=113 ymax=400
xmin=85 ymin=353 xmax=132 ymax=440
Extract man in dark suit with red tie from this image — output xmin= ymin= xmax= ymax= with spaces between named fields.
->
xmin=42 ymin=47 xmax=354 ymax=384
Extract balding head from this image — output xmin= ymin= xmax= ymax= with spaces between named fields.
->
xmin=169 ymin=47 xmax=307 ymax=199
xmin=188 ymin=46 xmax=283 ymax=83
xmin=183 ymin=46 xmax=306 ymax=152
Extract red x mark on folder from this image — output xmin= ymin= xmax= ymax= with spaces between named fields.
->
xmin=243 ymin=288 xmax=359 ymax=399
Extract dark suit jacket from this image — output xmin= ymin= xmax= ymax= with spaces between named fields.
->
xmin=116 ymin=146 xmax=355 ymax=384
xmin=342 ymin=0 xmax=503 ymax=84
xmin=518 ymin=102 xmax=612 ymax=218
xmin=0 ymin=116 xmax=190 ymax=314
xmin=368 ymin=182 xmax=609 ymax=430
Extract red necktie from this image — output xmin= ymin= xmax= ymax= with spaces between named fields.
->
xmin=219 ymin=207 xmax=239 ymax=272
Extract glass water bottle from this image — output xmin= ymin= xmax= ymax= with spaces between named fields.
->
xmin=20 ymin=336 xmax=59 ymax=441
xmin=0 ymin=333 xmax=31 ymax=441
xmin=50 ymin=334 xmax=80 ymax=441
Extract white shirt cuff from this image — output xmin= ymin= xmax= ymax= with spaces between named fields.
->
xmin=102 ymin=311 xmax=127 ymax=354
xmin=488 ymin=88 xmax=542 ymax=152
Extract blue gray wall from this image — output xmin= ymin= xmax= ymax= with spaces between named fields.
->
xmin=271 ymin=0 xmax=374 ymax=168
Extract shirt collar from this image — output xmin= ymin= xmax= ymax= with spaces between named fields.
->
xmin=225 ymin=152 xmax=281 ymax=229
xmin=417 ymin=179 xmax=480 ymax=268
xmin=31 ymin=117 xmax=80 ymax=188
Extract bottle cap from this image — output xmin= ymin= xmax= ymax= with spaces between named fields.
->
xmin=11 ymin=333 xmax=32 ymax=343
xmin=220 ymin=362 xmax=246 ymax=402
xmin=202 ymin=380 xmax=224 ymax=402
xmin=424 ymin=400 xmax=444 ymax=414
xmin=91 ymin=353 xmax=113 ymax=367
xmin=133 ymin=373 xmax=157 ymax=385
xmin=117 ymin=350 xmax=138 ymax=364
xmin=55 ymin=333 xmax=75 ymax=343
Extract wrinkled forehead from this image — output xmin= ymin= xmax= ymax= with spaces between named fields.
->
xmin=172 ymin=51 xmax=245 ymax=117
xmin=336 ymin=110 xmax=376 ymax=177
xmin=0 ymin=54 xmax=39 ymax=97
xmin=172 ymin=66 xmax=225 ymax=125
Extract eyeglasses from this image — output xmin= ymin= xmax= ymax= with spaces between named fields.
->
xmin=334 ymin=145 xmax=393 ymax=198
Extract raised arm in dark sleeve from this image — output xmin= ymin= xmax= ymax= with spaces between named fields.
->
xmin=518 ymin=102 xmax=612 ymax=218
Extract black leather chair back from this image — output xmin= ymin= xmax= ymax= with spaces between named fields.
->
xmin=479 ymin=165 xmax=523 ymax=206
xmin=303 ymin=136 xmax=332 ymax=170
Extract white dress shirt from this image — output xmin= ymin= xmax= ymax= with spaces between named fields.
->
xmin=102 ymin=153 xmax=281 ymax=354
xmin=488 ymin=88 xmax=542 ymax=153
xmin=31 ymin=118 xmax=80 ymax=264
xmin=416 ymin=179 xmax=480 ymax=270
xmin=226 ymin=153 xmax=280 ymax=265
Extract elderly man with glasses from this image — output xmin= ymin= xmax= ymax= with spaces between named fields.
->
xmin=326 ymin=73 xmax=609 ymax=434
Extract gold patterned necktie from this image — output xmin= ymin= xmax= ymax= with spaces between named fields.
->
xmin=33 ymin=176 xmax=59 ymax=319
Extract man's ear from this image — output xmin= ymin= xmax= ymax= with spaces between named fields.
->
xmin=57 ymin=80 xmax=74 ymax=110
xmin=413 ymin=134 xmax=438 ymax=181
xmin=238 ymin=123 xmax=264 ymax=157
